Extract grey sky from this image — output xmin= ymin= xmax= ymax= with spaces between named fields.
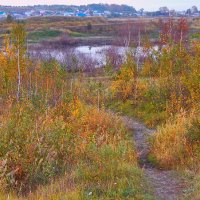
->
xmin=0 ymin=0 xmax=199 ymax=11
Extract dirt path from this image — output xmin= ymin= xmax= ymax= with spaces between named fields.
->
xmin=122 ymin=116 xmax=187 ymax=200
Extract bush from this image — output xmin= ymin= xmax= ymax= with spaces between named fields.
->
xmin=0 ymin=100 xmax=150 ymax=199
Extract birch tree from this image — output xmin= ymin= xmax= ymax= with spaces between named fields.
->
xmin=11 ymin=23 xmax=27 ymax=102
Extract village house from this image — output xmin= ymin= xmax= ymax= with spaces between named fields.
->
xmin=0 ymin=11 xmax=7 ymax=20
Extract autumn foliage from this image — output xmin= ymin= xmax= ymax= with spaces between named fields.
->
xmin=0 ymin=24 xmax=149 ymax=199
xmin=0 ymin=18 xmax=199 ymax=198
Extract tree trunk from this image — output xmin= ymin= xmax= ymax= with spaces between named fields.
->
xmin=17 ymin=48 xmax=21 ymax=102
xmin=137 ymin=28 xmax=141 ymax=71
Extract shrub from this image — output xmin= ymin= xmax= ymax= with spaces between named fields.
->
xmin=0 ymin=100 xmax=150 ymax=199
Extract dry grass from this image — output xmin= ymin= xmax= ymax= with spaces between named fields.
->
xmin=0 ymin=101 xmax=151 ymax=199
xmin=149 ymin=110 xmax=200 ymax=198
xmin=150 ymin=111 xmax=199 ymax=170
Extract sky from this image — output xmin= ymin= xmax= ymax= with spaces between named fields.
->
xmin=0 ymin=0 xmax=199 ymax=11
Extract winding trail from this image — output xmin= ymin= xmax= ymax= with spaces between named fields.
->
xmin=122 ymin=116 xmax=188 ymax=200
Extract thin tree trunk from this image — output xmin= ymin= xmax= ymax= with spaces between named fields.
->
xmin=180 ymin=30 xmax=183 ymax=51
xmin=97 ymin=89 xmax=100 ymax=111
xmin=29 ymin=72 xmax=32 ymax=99
xmin=35 ymin=74 xmax=38 ymax=96
xmin=17 ymin=48 xmax=21 ymax=102
xmin=137 ymin=28 xmax=141 ymax=71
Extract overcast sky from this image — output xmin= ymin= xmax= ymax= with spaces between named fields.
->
xmin=0 ymin=0 xmax=199 ymax=11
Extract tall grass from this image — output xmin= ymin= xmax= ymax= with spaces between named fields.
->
xmin=149 ymin=110 xmax=200 ymax=197
xmin=150 ymin=112 xmax=196 ymax=168
xmin=0 ymin=100 xmax=152 ymax=199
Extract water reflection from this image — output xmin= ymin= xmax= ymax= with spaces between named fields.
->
xmin=30 ymin=45 xmax=159 ymax=68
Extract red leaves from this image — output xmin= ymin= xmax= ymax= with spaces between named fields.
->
xmin=160 ymin=18 xmax=189 ymax=45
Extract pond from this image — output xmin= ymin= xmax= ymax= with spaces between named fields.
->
xmin=30 ymin=45 xmax=159 ymax=68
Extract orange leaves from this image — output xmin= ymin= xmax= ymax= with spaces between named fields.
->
xmin=159 ymin=18 xmax=189 ymax=45
xmin=166 ymin=92 xmax=181 ymax=116
xmin=0 ymin=26 xmax=28 ymax=102
xmin=70 ymin=96 xmax=84 ymax=118
xmin=111 ymin=53 xmax=137 ymax=100
xmin=177 ymin=18 xmax=189 ymax=35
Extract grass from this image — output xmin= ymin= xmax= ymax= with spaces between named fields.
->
xmin=192 ymin=174 xmax=200 ymax=199
xmin=150 ymin=111 xmax=200 ymax=170
xmin=28 ymin=29 xmax=62 ymax=42
xmin=0 ymin=100 xmax=153 ymax=199
xmin=1 ymin=21 xmax=199 ymax=198
xmin=0 ymin=166 xmax=153 ymax=199
xmin=68 ymin=31 xmax=88 ymax=38
xmin=190 ymin=32 xmax=200 ymax=39
xmin=108 ymin=74 xmax=175 ymax=128
xmin=149 ymin=111 xmax=200 ymax=199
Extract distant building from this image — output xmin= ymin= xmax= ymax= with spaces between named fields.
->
xmin=84 ymin=9 xmax=93 ymax=16
xmin=177 ymin=11 xmax=186 ymax=17
xmin=39 ymin=10 xmax=46 ymax=16
xmin=55 ymin=11 xmax=64 ymax=16
xmin=192 ymin=13 xmax=200 ymax=17
xmin=39 ymin=10 xmax=55 ymax=16
xmin=76 ymin=12 xmax=87 ymax=17
xmin=169 ymin=10 xmax=176 ymax=17
xmin=0 ymin=11 xmax=7 ymax=19
xmin=93 ymin=10 xmax=103 ymax=16
xmin=13 ymin=13 xmax=26 ymax=20
xmin=1 ymin=4 xmax=197 ymax=20
xmin=104 ymin=11 xmax=111 ymax=16
xmin=64 ymin=11 xmax=74 ymax=17
xmin=25 ymin=10 xmax=35 ymax=17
